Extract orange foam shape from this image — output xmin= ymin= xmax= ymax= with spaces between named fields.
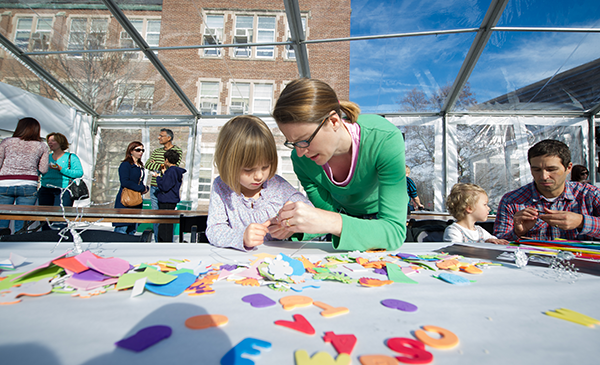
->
xmin=414 ymin=325 xmax=459 ymax=349
xmin=436 ymin=259 xmax=460 ymax=270
xmin=313 ymin=301 xmax=349 ymax=317
xmin=359 ymin=355 xmax=398 ymax=365
xmin=280 ymin=295 xmax=313 ymax=310
xmin=460 ymin=264 xmax=483 ymax=274
xmin=358 ymin=278 xmax=394 ymax=287
xmin=185 ymin=314 xmax=228 ymax=330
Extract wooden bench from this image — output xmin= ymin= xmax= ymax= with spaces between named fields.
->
xmin=0 ymin=204 xmax=208 ymax=224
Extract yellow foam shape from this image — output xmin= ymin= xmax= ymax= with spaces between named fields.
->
xmin=294 ymin=350 xmax=351 ymax=365
xmin=280 ymin=295 xmax=313 ymax=310
xmin=414 ymin=325 xmax=459 ymax=349
xmin=313 ymin=301 xmax=349 ymax=318
xmin=185 ymin=314 xmax=228 ymax=330
xmin=546 ymin=308 xmax=598 ymax=328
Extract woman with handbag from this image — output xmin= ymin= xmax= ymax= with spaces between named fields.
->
xmin=39 ymin=133 xmax=84 ymax=207
xmin=0 ymin=117 xmax=49 ymax=234
xmin=113 ymin=141 xmax=149 ymax=235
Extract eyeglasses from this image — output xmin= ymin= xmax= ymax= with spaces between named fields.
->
xmin=133 ymin=148 xmax=145 ymax=153
xmin=582 ymin=171 xmax=589 ymax=176
xmin=284 ymin=113 xmax=332 ymax=149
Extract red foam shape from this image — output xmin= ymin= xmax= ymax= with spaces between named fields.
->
xmin=53 ymin=256 xmax=89 ymax=273
xmin=323 ymin=331 xmax=357 ymax=355
xmin=274 ymin=314 xmax=315 ymax=335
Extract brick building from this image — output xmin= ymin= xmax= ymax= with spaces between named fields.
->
xmin=0 ymin=0 xmax=351 ymax=117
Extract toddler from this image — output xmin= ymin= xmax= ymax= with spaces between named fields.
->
xmin=444 ymin=183 xmax=509 ymax=244
xmin=206 ymin=115 xmax=313 ymax=251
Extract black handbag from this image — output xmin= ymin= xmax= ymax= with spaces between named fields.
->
xmin=67 ymin=153 xmax=89 ymax=200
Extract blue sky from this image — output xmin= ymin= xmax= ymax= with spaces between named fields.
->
xmin=349 ymin=0 xmax=600 ymax=113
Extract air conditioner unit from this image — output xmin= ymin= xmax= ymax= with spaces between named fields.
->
xmin=31 ymin=32 xmax=42 ymax=40
xmin=204 ymin=28 xmax=217 ymax=35
xmin=230 ymin=101 xmax=248 ymax=114
xmin=120 ymin=31 xmax=132 ymax=39
xmin=235 ymin=29 xmax=249 ymax=37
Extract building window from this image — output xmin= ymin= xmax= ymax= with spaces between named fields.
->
xmin=234 ymin=15 xmax=253 ymax=58
xmin=14 ymin=17 xmax=53 ymax=52
xmin=230 ymin=83 xmax=250 ymax=115
xmin=229 ymin=82 xmax=273 ymax=115
xmin=286 ymin=17 xmax=307 ymax=60
xmin=256 ymin=16 xmax=275 ymax=58
xmin=253 ymin=84 xmax=273 ymax=114
xmin=116 ymin=84 xmax=154 ymax=115
xmin=199 ymin=81 xmax=219 ymax=115
xmin=67 ymin=18 xmax=108 ymax=57
xmin=120 ymin=18 xmax=161 ymax=59
xmin=203 ymin=15 xmax=223 ymax=57
xmin=198 ymin=153 xmax=214 ymax=200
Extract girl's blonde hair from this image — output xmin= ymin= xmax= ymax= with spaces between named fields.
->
xmin=446 ymin=183 xmax=487 ymax=221
xmin=272 ymin=78 xmax=361 ymax=126
xmin=214 ymin=115 xmax=278 ymax=194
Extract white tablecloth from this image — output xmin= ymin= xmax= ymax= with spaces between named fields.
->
xmin=1 ymin=241 xmax=599 ymax=365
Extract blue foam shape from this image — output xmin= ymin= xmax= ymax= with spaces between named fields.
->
xmin=437 ymin=272 xmax=471 ymax=286
xmin=221 ymin=338 xmax=272 ymax=365
xmin=279 ymin=253 xmax=305 ymax=276
xmin=145 ymin=272 xmax=198 ymax=296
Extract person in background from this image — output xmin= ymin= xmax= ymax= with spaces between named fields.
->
xmin=113 ymin=141 xmax=149 ymax=235
xmin=494 ymin=139 xmax=600 ymax=241
xmin=444 ymin=183 xmax=508 ymax=244
xmin=271 ymin=78 xmax=408 ymax=251
xmin=39 ymin=132 xmax=83 ymax=207
xmin=145 ymin=128 xmax=183 ymax=241
xmin=153 ymin=149 xmax=186 ymax=242
xmin=571 ymin=164 xmax=590 ymax=184
xmin=39 ymin=132 xmax=84 ymax=230
xmin=0 ymin=117 xmax=49 ymax=234
xmin=206 ymin=115 xmax=313 ymax=251
xmin=406 ymin=165 xmax=424 ymax=212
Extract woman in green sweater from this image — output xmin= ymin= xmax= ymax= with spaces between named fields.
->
xmin=271 ymin=78 xmax=408 ymax=251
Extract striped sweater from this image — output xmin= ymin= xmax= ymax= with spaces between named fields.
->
xmin=144 ymin=145 xmax=183 ymax=186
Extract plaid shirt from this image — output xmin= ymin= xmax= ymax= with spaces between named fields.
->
xmin=494 ymin=181 xmax=600 ymax=241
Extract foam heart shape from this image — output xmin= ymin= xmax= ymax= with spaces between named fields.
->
xmin=275 ymin=314 xmax=315 ymax=335
xmin=242 ymin=293 xmax=276 ymax=308
xmin=115 ymin=325 xmax=172 ymax=352
xmin=381 ymin=299 xmax=418 ymax=312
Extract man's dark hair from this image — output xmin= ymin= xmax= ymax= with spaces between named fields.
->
xmin=164 ymin=149 xmax=180 ymax=165
xmin=528 ymin=139 xmax=571 ymax=168
xmin=161 ymin=128 xmax=174 ymax=141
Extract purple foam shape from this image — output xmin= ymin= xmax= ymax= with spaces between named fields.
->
xmin=242 ymin=293 xmax=276 ymax=308
xmin=73 ymin=269 xmax=107 ymax=282
xmin=373 ymin=267 xmax=387 ymax=275
xmin=115 ymin=325 xmax=172 ymax=352
xmin=381 ymin=299 xmax=418 ymax=312
xmin=221 ymin=264 xmax=237 ymax=271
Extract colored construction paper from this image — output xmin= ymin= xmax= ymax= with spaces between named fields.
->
xmin=73 ymin=269 xmax=108 ymax=281
xmin=74 ymin=251 xmax=102 ymax=266
xmin=65 ymin=276 xmax=119 ymax=291
xmin=279 ymin=254 xmax=305 ymax=276
xmin=12 ymin=265 xmax=64 ymax=285
xmin=386 ymin=263 xmax=418 ymax=284
xmin=53 ymin=256 xmax=89 ymax=274
xmin=145 ymin=272 xmax=197 ymax=297
xmin=12 ymin=253 xmax=66 ymax=281
xmin=86 ymin=257 xmax=131 ymax=277
xmin=10 ymin=253 xmax=27 ymax=268
xmin=115 ymin=325 xmax=172 ymax=352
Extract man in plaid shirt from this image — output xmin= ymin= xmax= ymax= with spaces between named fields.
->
xmin=494 ymin=139 xmax=600 ymax=241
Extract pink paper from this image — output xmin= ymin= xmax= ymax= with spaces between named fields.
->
xmin=86 ymin=257 xmax=131 ymax=277
xmin=66 ymin=276 xmax=119 ymax=291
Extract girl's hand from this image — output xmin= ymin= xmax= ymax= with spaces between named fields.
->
xmin=277 ymin=201 xmax=342 ymax=236
xmin=243 ymin=221 xmax=270 ymax=248
xmin=268 ymin=216 xmax=294 ymax=240
xmin=485 ymin=238 xmax=510 ymax=245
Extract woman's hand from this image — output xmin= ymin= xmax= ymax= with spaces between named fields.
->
xmin=268 ymin=216 xmax=294 ymax=240
xmin=276 ymin=201 xmax=342 ymax=236
xmin=243 ymin=221 xmax=270 ymax=248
